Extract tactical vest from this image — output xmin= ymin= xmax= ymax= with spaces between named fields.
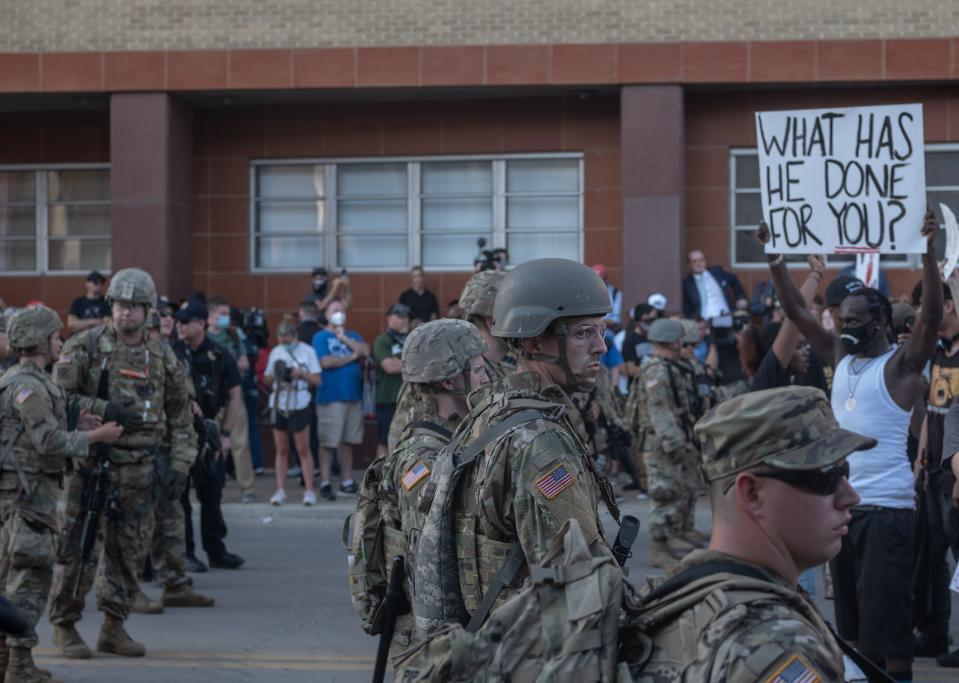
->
xmin=412 ymin=388 xmax=614 ymax=637
xmin=0 ymin=366 xmax=66 ymax=475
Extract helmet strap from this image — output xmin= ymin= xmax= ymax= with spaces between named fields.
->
xmin=519 ymin=321 xmax=579 ymax=389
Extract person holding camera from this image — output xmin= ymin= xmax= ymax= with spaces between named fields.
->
xmin=265 ymin=318 xmax=322 ymax=506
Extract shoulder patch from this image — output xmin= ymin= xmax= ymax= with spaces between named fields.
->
xmin=401 ymin=461 xmax=431 ymax=491
xmin=763 ymin=653 xmax=821 ymax=683
xmin=56 ymin=354 xmax=72 ymax=365
xmin=15 ymin=388 xmax=34 ymax=404
xmin=645 ymin=378 xmax=659 ymax=388
xmin=535 ymin=463 xmax=575 ymax=500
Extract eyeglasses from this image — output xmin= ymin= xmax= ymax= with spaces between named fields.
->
xmin=752 ymin=460 xmax=850 ymax=496
xmin=160 ymin=311 xmax=174 ymax=319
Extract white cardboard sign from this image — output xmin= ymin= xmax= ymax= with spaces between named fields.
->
xmin=755 ymin=104 xmax=926 ymax=255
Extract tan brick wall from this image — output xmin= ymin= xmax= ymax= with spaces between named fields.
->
xmin=4 ymin=0 xmax=959 ymax=52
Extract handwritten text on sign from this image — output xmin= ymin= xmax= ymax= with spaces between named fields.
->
xmin=755 ymin=104 xmax=926 ymax=254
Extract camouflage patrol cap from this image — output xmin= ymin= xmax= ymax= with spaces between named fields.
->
xmin=679 ymin=319 xmax=701 ymax=345
xmin=491 ymin=258 xmax=611 ymax=338
xmin=695 ymin=386 xmax=876 ymax=482
xmin=459 ymin=270 xmax=506 ymax=318
xmin=647 ymin=318 xmax=683 ymax=343
xmin=106 ymin=268 xmax=157 ymax=308
xmin=401 ymin=318 xmax=487 ymax=383
xmin=7 ymin=306 xmax=62 ymax=351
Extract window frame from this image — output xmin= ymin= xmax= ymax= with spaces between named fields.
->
xmin=249 ymin=152 xmax=585 ymax=273
xmin=728 ymin=146 xmax=959 ymax=270
xmin=0 ymin=162 xmax=111 ymax=277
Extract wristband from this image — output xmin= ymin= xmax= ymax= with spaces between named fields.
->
xmin=768 ymin=254 xmax=785 ymax=268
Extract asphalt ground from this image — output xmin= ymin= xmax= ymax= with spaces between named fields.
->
xmin=28 ymin=473 xmax=959 ymax=682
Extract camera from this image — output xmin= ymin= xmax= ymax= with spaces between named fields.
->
xmin=273 ymin=359 xmax=294 ymax=383
xmin=241 ymin=307 xmax=269 ymax=350
xmin=473 ymin=238 xmax=508 ymax=272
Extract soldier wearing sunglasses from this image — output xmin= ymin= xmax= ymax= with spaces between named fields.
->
xmin=636 ymin=386 xmax=880 ymax=682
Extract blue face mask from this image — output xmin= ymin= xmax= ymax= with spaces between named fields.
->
xmin=216 ymin=314 xmax=231 ymax=330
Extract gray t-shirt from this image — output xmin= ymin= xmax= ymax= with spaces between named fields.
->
xmin=941 ymin=402 xmax=959 ymax=468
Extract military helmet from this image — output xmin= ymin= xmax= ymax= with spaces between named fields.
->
xmin=491 ymin=259 xmax=611 ymax=338
xmin=680 ymin=319 xmax=701 ymax=345
xmin=459 ymin=270 xmax=506 ymax=318
xmin=106 ymin=268 xmax=157 ymax=308
xmin=7 ymin=306 xmax=62 ymax=351
xmin=402 ymin=319 xmax=487 ymax=384
xmin=647 ymin=318 xmax=684 ymax=344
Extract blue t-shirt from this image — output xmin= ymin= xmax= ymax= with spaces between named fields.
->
xmin=601 ymin=333 xmax=624 ymax=369
xmin=312 ymin=329 xmax=364 ymax=404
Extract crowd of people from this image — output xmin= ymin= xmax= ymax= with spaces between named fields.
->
xmin=1 ymin=215 xmax=959 ymax=681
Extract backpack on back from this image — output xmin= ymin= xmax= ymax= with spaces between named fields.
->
xmin=346 ymin=454 xmax=390 ymax=635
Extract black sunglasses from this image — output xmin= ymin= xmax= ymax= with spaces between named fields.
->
xmin=752 ymin=461 xmax=850 ymax=496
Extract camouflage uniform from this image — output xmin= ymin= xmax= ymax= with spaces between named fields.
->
xmin=0 ymin=309 xmax=100 ymax=655
xmin=459 ymin=269 xmax=517 ymax=384
xmin=49 ymin=270 xmax=195 ymax=633
xmin=630 ymin=386 xmax=877 ymax=682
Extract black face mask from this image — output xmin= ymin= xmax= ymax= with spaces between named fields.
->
xmin=840 ymin=317 xmax=879 ymax=355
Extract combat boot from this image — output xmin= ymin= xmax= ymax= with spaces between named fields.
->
xmin=649 ymin=540 xmax=678 ymax=570
xmin=665 ymin=535 xmax=697 ymax=559
xmin=96 ymin=615 xmax=145 ymax=657
xmin=162 ymin=585 xmax=215 ymax=608
xmin=5 ymin=647 xmax=59 ymax=683
xmin=51 ymin=624 xmax=91 ymax=660
xmin=131 ymin=589 xmax=164 ymax=615
xmin=682 ymin=529 xmax=710 ymax=548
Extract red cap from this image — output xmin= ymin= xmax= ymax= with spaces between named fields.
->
xmin=591 ymin=264 xmax=608 ymax=280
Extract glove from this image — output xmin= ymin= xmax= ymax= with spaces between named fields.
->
xmin=104 ymin=400 xmax=144 ymax=430
xmin=167 ymin=471 xmax=189 ymax=501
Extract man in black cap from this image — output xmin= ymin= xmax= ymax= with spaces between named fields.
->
xmin=67 ymin=271 xmax=111 ymax=333
xmin=372 ymin=303 xmax=411 ymax=458
xmin=306 ymin=266 xmax=351 ymax=314
xmin=173 ymin=300 xmax=246 ymax=571
xmin=824 ymin=274 xmax=865 ymax=331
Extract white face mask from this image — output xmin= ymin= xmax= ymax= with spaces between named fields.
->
xmin=329 ymin=311 xmax=346 ymax=327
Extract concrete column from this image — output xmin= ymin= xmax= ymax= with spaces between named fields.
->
xmin=110 ymin=93 xmax=194 ymax=298
xmin=621 ymin=85 xmax=685 ymax=316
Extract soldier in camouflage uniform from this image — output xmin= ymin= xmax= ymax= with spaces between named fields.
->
xmin=378 ymin=319 xmax=488 ymax=656
xmin=48 ymin=268 xmax=196 ymax=659
xmin=0 ymin=312 xmax=18 ymax=373
xmin=413 ymin=258 xmax=620 ymax=635
xmin=0 ymin=307 xmax=123 ymax=683
xmin=675 ymin=320 xmax=711 ymax=547
xmin=631 ymin=386 xmax=873 ymax=682
xmin=387 ymin=270 xmax=514 ymax=455
xmin=635 ymin=319 xmax=701 ymax=570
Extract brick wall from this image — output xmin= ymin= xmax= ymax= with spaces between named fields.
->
xmin=3 ymin=1 xmax=959 ymax=52
xmin=191 ymin=94 xmax=621 ymax=343
xmin=684 ymin=84 xmax=959 ymax=303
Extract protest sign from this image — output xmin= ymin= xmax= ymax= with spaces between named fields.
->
xmin=755 ymin=104 xmax=926 ymax=255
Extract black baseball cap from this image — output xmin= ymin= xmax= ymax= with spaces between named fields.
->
xmin=174 ymin=299 xmax=208 ymax=323
xmin=387 ymin=303 xmax=411 ymax=317
xmin=311 ymin=267 xmax=328 ymax=277
xmin=826 ymin=275 xmax=865 ymax=308
xmin=86 ymin=270 xmax=105 ymax=284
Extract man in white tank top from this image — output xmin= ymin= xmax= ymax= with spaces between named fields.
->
xmin=759 ymin=209 xmax=942 ymax=683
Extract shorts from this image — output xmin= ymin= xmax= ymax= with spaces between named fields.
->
xmin=829 ymin=507 xmax=914 ymax=657
xmin=376 ymin=403 xmax=396 ymax=446
xmin=316 ymin=401 xmax=364 ymax=448
xmin=271 ymin=406 xmax=312 ymax=433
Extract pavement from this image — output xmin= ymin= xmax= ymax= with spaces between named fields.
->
xmin=27 ymin=471 xmax=959 ymax=682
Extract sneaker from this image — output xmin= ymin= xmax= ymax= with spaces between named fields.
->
xmin=270 ymin=489 xmax=287 ymax=506
xmin=254 ymin=467 xmax=266 ymax=476
xmin=339 ymin=481 xmax=358 ymax=495
xmin=208 ymin=551 xmax=245 ymax=570
xmin=241 ymin=491 xmax=256 ymax=504
xmin=303 ymin=490 xmax=317 ymax=506
xmin=185 ymin=554 xmax=208 ymax=573
xmin=287 ymin=466 xmax=302 ymax=478
xmin=319 ymin=482 xmax=336 ymax=501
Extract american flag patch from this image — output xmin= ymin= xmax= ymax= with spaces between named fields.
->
xmin=15 ymin=388 xmax=33 ymax=404
xmin=401 ymin=461 xmax=431 ymax=491
xmin=56 ymin=354 xmax=72 ymax=365
xmin=764 ymin=655 xmax=821 ymax=683
xmin=645 ymin=378 xmax=658 ymax=389
xmin=535 ymin=464 xmax=575 ymax=500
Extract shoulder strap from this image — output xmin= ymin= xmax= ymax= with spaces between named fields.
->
xmin=455 ymin=408 xmax=545 ymax=468
xmin=408 ymin=420 xmax=453 ymax=442
xmin=465 ymin=542 xmax=524 ymax=633
xmin=645 ymin=560 xmax=894 ymax=683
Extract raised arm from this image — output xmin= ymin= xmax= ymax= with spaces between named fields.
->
xmin=898 ymin=208 xmax=942 ymax=375
xmin=771 ymin=255 xmax=824 ymax=368
xmin=758 ymin=222 xmax=843 ymax=366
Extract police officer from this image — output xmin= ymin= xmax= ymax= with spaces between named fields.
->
xmin=635 ymin=318 xmax=700 ymax=569
xmin=633 ymin=387 xmax=874 ymax=682
xmin=0 ymin=307 xmax=122 ymax=682
xmin=414 ymin=258 xmax=619 ymax=634
xmin=377 ymin=319 xmax=488 ymax=655
xmin=172 ymin=299 xmax=245 ymax=571
xmin=50 ymin=268 xmax=196 ymax=659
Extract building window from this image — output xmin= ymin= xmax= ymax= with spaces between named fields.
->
xmin=729 ymin=148 xmax=959 ymax=268
xmin=250 ymin=154 xmax=583 ymax=272
xmin=0 ymin=166 xmax=110 ymax=274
